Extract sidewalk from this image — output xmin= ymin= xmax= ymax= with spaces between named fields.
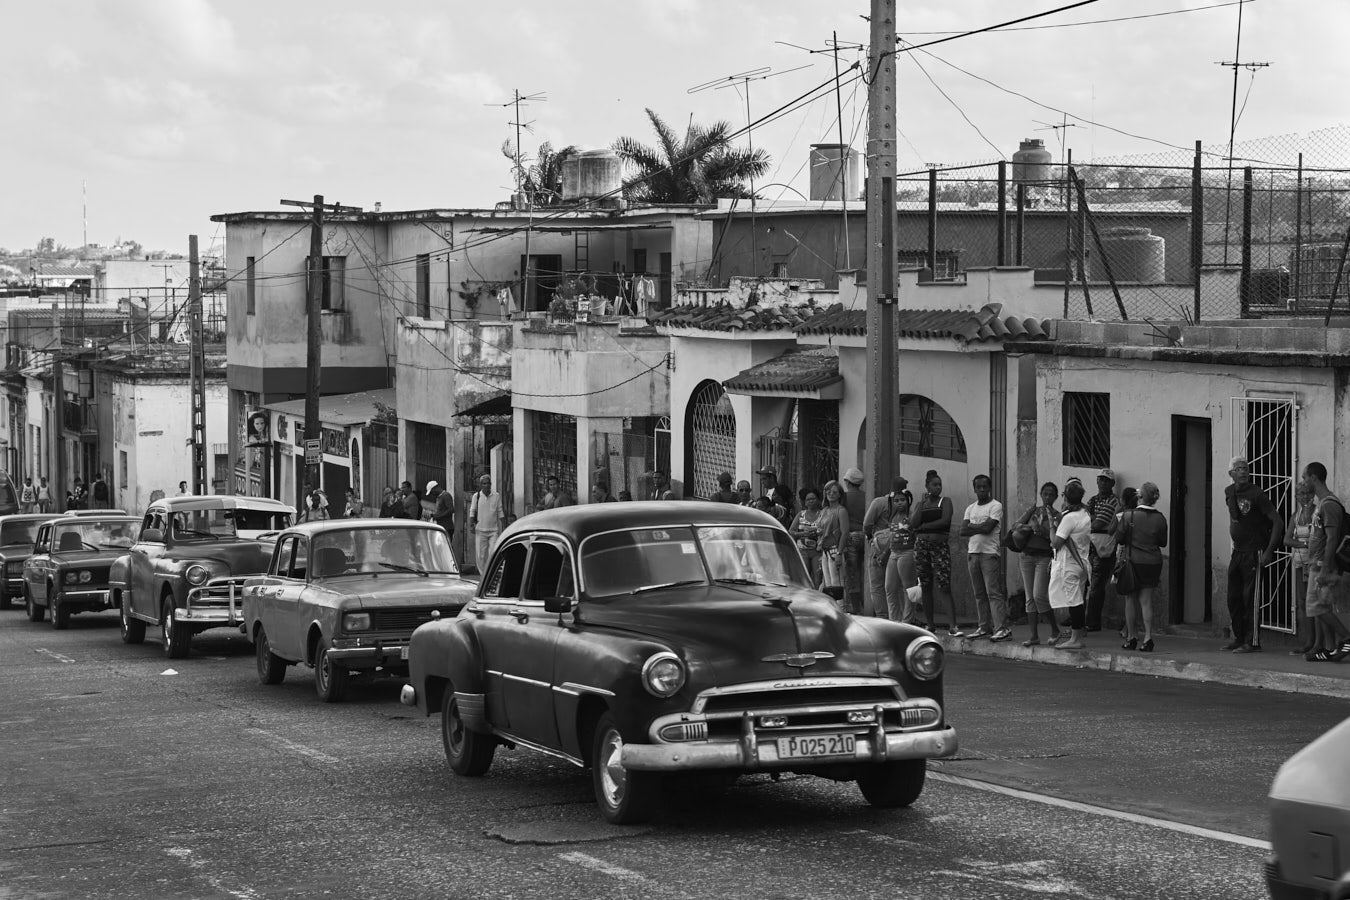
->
xmin=938 ymin=627 xmax=1350 ymax=701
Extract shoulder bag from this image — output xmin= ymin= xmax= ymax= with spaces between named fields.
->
xmin=1113 ymin=511 xmax=1138 ymax=594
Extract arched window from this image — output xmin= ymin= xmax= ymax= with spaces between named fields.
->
xmin=898 ymin=395 xmax=967 ymax=462
xmin=686 ymin=380 xmax=736 ymax=500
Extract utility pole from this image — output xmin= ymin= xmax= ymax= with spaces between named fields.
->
xmin=1215 ymin=0 xmax=1270 ymax=266
xmin=51 ymin=306 xmax=65 ymax=511
xmin=187 ymin=235 xmax=206 ymax=495
xmin=279 ymin=195 xmax=362 ymax=509
xmin=865 ymin=0 xmax=900 ymax=496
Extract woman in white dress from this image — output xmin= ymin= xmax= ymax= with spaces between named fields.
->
xmin=1049 ymin=477 xmax=1092 ymax=649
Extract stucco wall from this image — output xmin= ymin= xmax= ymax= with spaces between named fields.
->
xmin=114 ymin=377 xmax=227 ymax=514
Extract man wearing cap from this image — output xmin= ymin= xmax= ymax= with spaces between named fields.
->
xmin=1224 ymin=455 xmax=1284 ymax=652
xmin=756 ymin=465 xmax=780 ymax=497
xmin=841 ymin=467 xmax=868 ymax=614
xmin=1085 ymin=468 xmax=1122 ymax=632
xmin=710 ymin=472 xmax=738 ymax=503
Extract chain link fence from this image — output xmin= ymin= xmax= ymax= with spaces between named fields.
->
xmin=894 ymin=126 xmax=1350 ymax=321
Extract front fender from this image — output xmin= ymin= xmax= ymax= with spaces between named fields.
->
xmin=109 ymin=554 xmax=131 ymax=589
xmin=407 ymin=618 xmax=483 ymax=718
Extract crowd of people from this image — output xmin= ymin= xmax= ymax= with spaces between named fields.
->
xmin=17 ymin=473 xmax=111 ymax=514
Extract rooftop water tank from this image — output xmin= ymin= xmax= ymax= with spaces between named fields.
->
xmin=562 ymin=149 xmax=622 ymax=202
xmin=1098 ymin=227 xmax=1166 ymax=283
xmin=1011 ymin=138 xmax=1052 ymax=184
xmin=809 ymin=144 xmax=862 ymax=201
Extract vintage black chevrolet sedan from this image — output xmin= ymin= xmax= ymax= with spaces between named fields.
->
xmin=402 ymin=501 xmax=958 ymax=824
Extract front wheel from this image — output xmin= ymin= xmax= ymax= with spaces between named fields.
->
xmin=48 ymin=588 xmax=69 ymax=630
xmin=161 ymin=599 xmax=191 ymax=659
xmin=856 ymin=759 xmax=927 ymax=808
xmin=591 ymin=712 xmax=660 ymax=825
xmin=313 ymin=644 xmax=349 ymax=702
xmin=119 ymin=593 xmax=145 ymax=644
xmin=255 ymin=626 xmax=287 ymax=685
xmin=25 ymin=586 xmax=44 ymax=622
xmin=442 ymin=688 xmax=494 ymax=775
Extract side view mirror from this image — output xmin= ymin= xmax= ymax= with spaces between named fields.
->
xmin=141 ymin=528 xmax=163 ymax=543
xmin=543 ymin=596 xmax=573 ymax=615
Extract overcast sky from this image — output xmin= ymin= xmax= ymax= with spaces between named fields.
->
xmin=4 ymin=0 xmax=1346 ymax=256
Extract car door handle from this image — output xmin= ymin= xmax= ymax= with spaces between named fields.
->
xmin=466 ymin=602 xmax=484 ymax=617
xmin=509 ymin=607 xmax=529 ymax=622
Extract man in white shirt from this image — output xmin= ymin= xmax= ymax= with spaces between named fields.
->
xmin=960 ymin=474 xmax=1009 ymax=641
xmin=468 ymin=474 xmax=505 ymax=573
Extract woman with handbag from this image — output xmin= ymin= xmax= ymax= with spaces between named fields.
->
xmin=1117 ymin=484 xmax=1169 ymax=651
xmin=1014 ymin=481 xmax=1063 ymax=646
xmin=790 ymin=487 xmax=826 ymax=588
xmin=1049 ymin=477 xmax=1093 ymax=649
xmin=817 ymin=480 xmax=850 ymax=606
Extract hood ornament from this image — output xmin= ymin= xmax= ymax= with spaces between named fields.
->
xmin=761 ymin=651 xmax=835 ymax=669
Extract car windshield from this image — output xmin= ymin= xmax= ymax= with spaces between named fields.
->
xmin=579 ymin=525 xmax=810 ymax=598
xmin=170 ymin=508 xmax=237 ymax=540
xmin=54 ymin=520 xmax=137 ymax=552
xmin=1 ymin=520 xmax=42 ymax=547
xmin=309 ymin=527 xmax=458 ymax=578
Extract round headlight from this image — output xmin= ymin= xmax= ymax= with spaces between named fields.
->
xmin=79 ymin=570 xmax=92 ymax=583
xmin=185 ymin=564 xmax=210 ymax=586
xmin=641 ymin=651 xmax=686 ymax=698
xmin=905 ymin=637 xmax=945 ymax=681
xmin=64 ymin=571 xmax=78 ymax=584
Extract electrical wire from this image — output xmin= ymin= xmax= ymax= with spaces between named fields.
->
xmin=897 ymin=0 xmax=1248 ymax=35
xmin=900 ymin=41 xmax=1005 ymax=161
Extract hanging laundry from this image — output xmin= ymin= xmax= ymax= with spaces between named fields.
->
xmin=633 ymin=276 xmax=657 ymax=316
xmin=496 ymin=286 xmax=514 ymax=318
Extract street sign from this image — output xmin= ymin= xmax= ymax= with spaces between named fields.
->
xmin=304 ymin=439 xmax=321 ymax=464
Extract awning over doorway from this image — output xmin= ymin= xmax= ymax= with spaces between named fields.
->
xmin=454 ymin=391 xmax=512 ymax=418
xmin=723 ymin=347 xmax=843 ymax=399
xmin=263 ymin=387 xmax=396 ymax=427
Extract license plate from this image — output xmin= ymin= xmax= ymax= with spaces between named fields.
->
xmin=399 ymin=646 xmax=409 ymax=660
xmin=776 ymin=734 xmax=856 ymax=760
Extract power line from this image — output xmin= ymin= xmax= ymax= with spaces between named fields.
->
xmin=896 ymin=0 xmax=1248 ymax=35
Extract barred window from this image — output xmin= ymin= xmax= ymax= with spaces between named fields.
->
xmin=1063 ymin=392 xmax=1110 ymax=468
xmin=898 ymin=395 xmax=966 ymax=462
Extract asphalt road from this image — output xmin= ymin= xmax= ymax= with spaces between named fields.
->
xmin=2 ymin=608 xmax=1346 ymax=900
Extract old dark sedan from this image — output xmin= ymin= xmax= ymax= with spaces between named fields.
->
xmin=401 ymin=501 xmax=958 ymax=824
xmin=243 ymin=520 xmax=477 ymax=702
xmin=0 ymin=513 xmax=58 ymax=609
xmin=22 ymin=515 xmax=140 ymax=628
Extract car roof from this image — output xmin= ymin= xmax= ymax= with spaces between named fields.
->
xmin=48 ymin=515 xmax=140 ymax=526
xmin=276 ymin=518 xmax=446 ymax=539
xmin=66 ymin=509 xmax=127 ymax=516
xmin=151 ymin=496 xmax=296 ymax=514
xmin=501 ymin=500 xmax=782 ymax=545
xmin=0 ymin=514 xmax=59 ymax=523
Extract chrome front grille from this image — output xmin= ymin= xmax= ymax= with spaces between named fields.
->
xmin=699 ymin=684 xmax=899 ymax=714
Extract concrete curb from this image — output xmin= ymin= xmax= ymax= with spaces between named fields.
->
xmin=939 ymin=635 xmax=1350 ymax=701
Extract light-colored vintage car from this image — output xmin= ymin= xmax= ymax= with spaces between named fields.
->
xmin=110 ymin=496 xmax=294 ymax=659
xmin=1267 ymin=715 xmax=1350 ymax=899
xmin=242 ymin=519 xmax=477 ymax=702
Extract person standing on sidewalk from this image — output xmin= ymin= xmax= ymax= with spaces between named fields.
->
xmin=840 ymin=468 xmax=868 ymax=616
xmin=1223 ymin=455 xmax=1284 ymax=653
xmin=1049 ymin=477 xmax=1093 ymax=649
xmin=1015 ymin=482 xmax=1062 ymax=647
xmin=19 ymin=476 xmax=36 ymax=514
xmin=91 ymin=473 xmax=110 ymax=510
xmin=36 ymin=476 xmax=52 ymax=513
xmin=863 ymin=476 xmax=910 ymax=621
xmin=961 ymin=474 xmax=1009 ymax=641
xmin=1300 ymin=461 xmax=1350 ymax=662
xmin=1085 ymin=469 xmax=1121 ymax=632
xmin=469 ymin=474 xmax=505 ymax=572
xmin=1285 ymin=483 xmax=1317 ymax=656
xmin=1118 ymin=483 xmax=1168 ymax=653
xmin=912 ymin=469 xmax=961 ymax=636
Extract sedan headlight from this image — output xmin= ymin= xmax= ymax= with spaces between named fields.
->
xmin=343 ymin=612 xmax=371 ymax=632
xmin=905 ymin=636 xmax=945 ymax=681
xmin=641 ymin=651 xmax=686 ymax=698
xmin=64 ymin=571 xmax=78 ymax=584
xmin=79 ymin=571 xmax=92 ymax=583
xmin=185 ymin=564 xmax=210 ymax=586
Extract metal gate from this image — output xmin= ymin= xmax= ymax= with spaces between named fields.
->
xmin=594 ymin=417 xmax=672 ymax=499
xmin=687 ymin=381 xmax=736 ymax=500
xmin=532 ymin=411 xmax=577 ymax=504
xmin=1231 ymin=394 xmax=1298 ymax=635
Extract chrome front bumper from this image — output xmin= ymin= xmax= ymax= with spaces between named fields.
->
xmin=326 ymin=642 xmax=409 ymax=663
xmin=58 ymin=588 xmax=113 ymax=609
xmin=177 ymin=578 xmax=248 ymax=626
xmin=621 ymin=724 xmax=958 ymax=771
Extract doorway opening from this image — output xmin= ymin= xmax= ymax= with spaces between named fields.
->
xmin=1169 ymin=415 xmax=1212 ymax=625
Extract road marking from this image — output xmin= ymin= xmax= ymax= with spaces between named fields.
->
xmin=558 ymin=851 xmax=650 ymax=883
xmin=165 ymin=847 xmax=262 ymax=900
xmin=34 ymin=649 xmax=75 ymax=664
xmin=245 ymin=728 xmax=340 ymax=765
xmin=930 ymin=771 xmax=1270 ymax=850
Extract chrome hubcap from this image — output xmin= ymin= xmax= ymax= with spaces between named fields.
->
xmin=448 ymin=706 xmax=465 ymax=752
xmin=317 ymin=651 xmax=329 ymax=690
xmin=164 ymin=608 xmax=173 ymax=647
xmin=599 ymin=729 xmax=627 ymax=806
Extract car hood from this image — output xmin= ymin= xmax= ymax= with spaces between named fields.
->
xmin=580 ymin=584 xmax=890 ymax=681
xmin=171 ymin=542 xmax=271 ymax=575
xmin=322 ymin=574 xmax=478 ymax=609
xmin=0 ymin=547 xmax=35 ymax=562
xmin=50 ymin=549 xmax=128 ymax=567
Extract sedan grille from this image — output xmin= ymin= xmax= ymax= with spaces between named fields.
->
xmin=369 ymin=608 xmax=459 ymax=632
xmin=700 ymin=684 xmax=898 ymax=714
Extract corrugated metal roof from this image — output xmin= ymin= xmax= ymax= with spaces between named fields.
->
xmin=723 ymin=347 xmax=841 ymax=395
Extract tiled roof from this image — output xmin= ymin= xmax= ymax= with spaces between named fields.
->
xmin=795 ymin=302 xmax=1053 ymax=344
xmin=723 ymin=347 xmax=841 ymax=394
xmin=650 ymin=302 xmax=822 ymax=333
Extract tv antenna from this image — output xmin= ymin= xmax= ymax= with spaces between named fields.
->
xmin=1034 ymin=117 xmax=1078 ymax=165
xmin=487 ymin=90 xmax=547 ymax=192
xmin=689 ymin=65 xmax=810 ymax=272
xmin=777 ymin=34 xmax=864 ymax=268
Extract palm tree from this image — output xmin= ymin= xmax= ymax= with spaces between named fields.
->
xmin=613 ymin=108 xmax=771 ymax=204
xmin=501 ymin=140 xmax=579 ymax=207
